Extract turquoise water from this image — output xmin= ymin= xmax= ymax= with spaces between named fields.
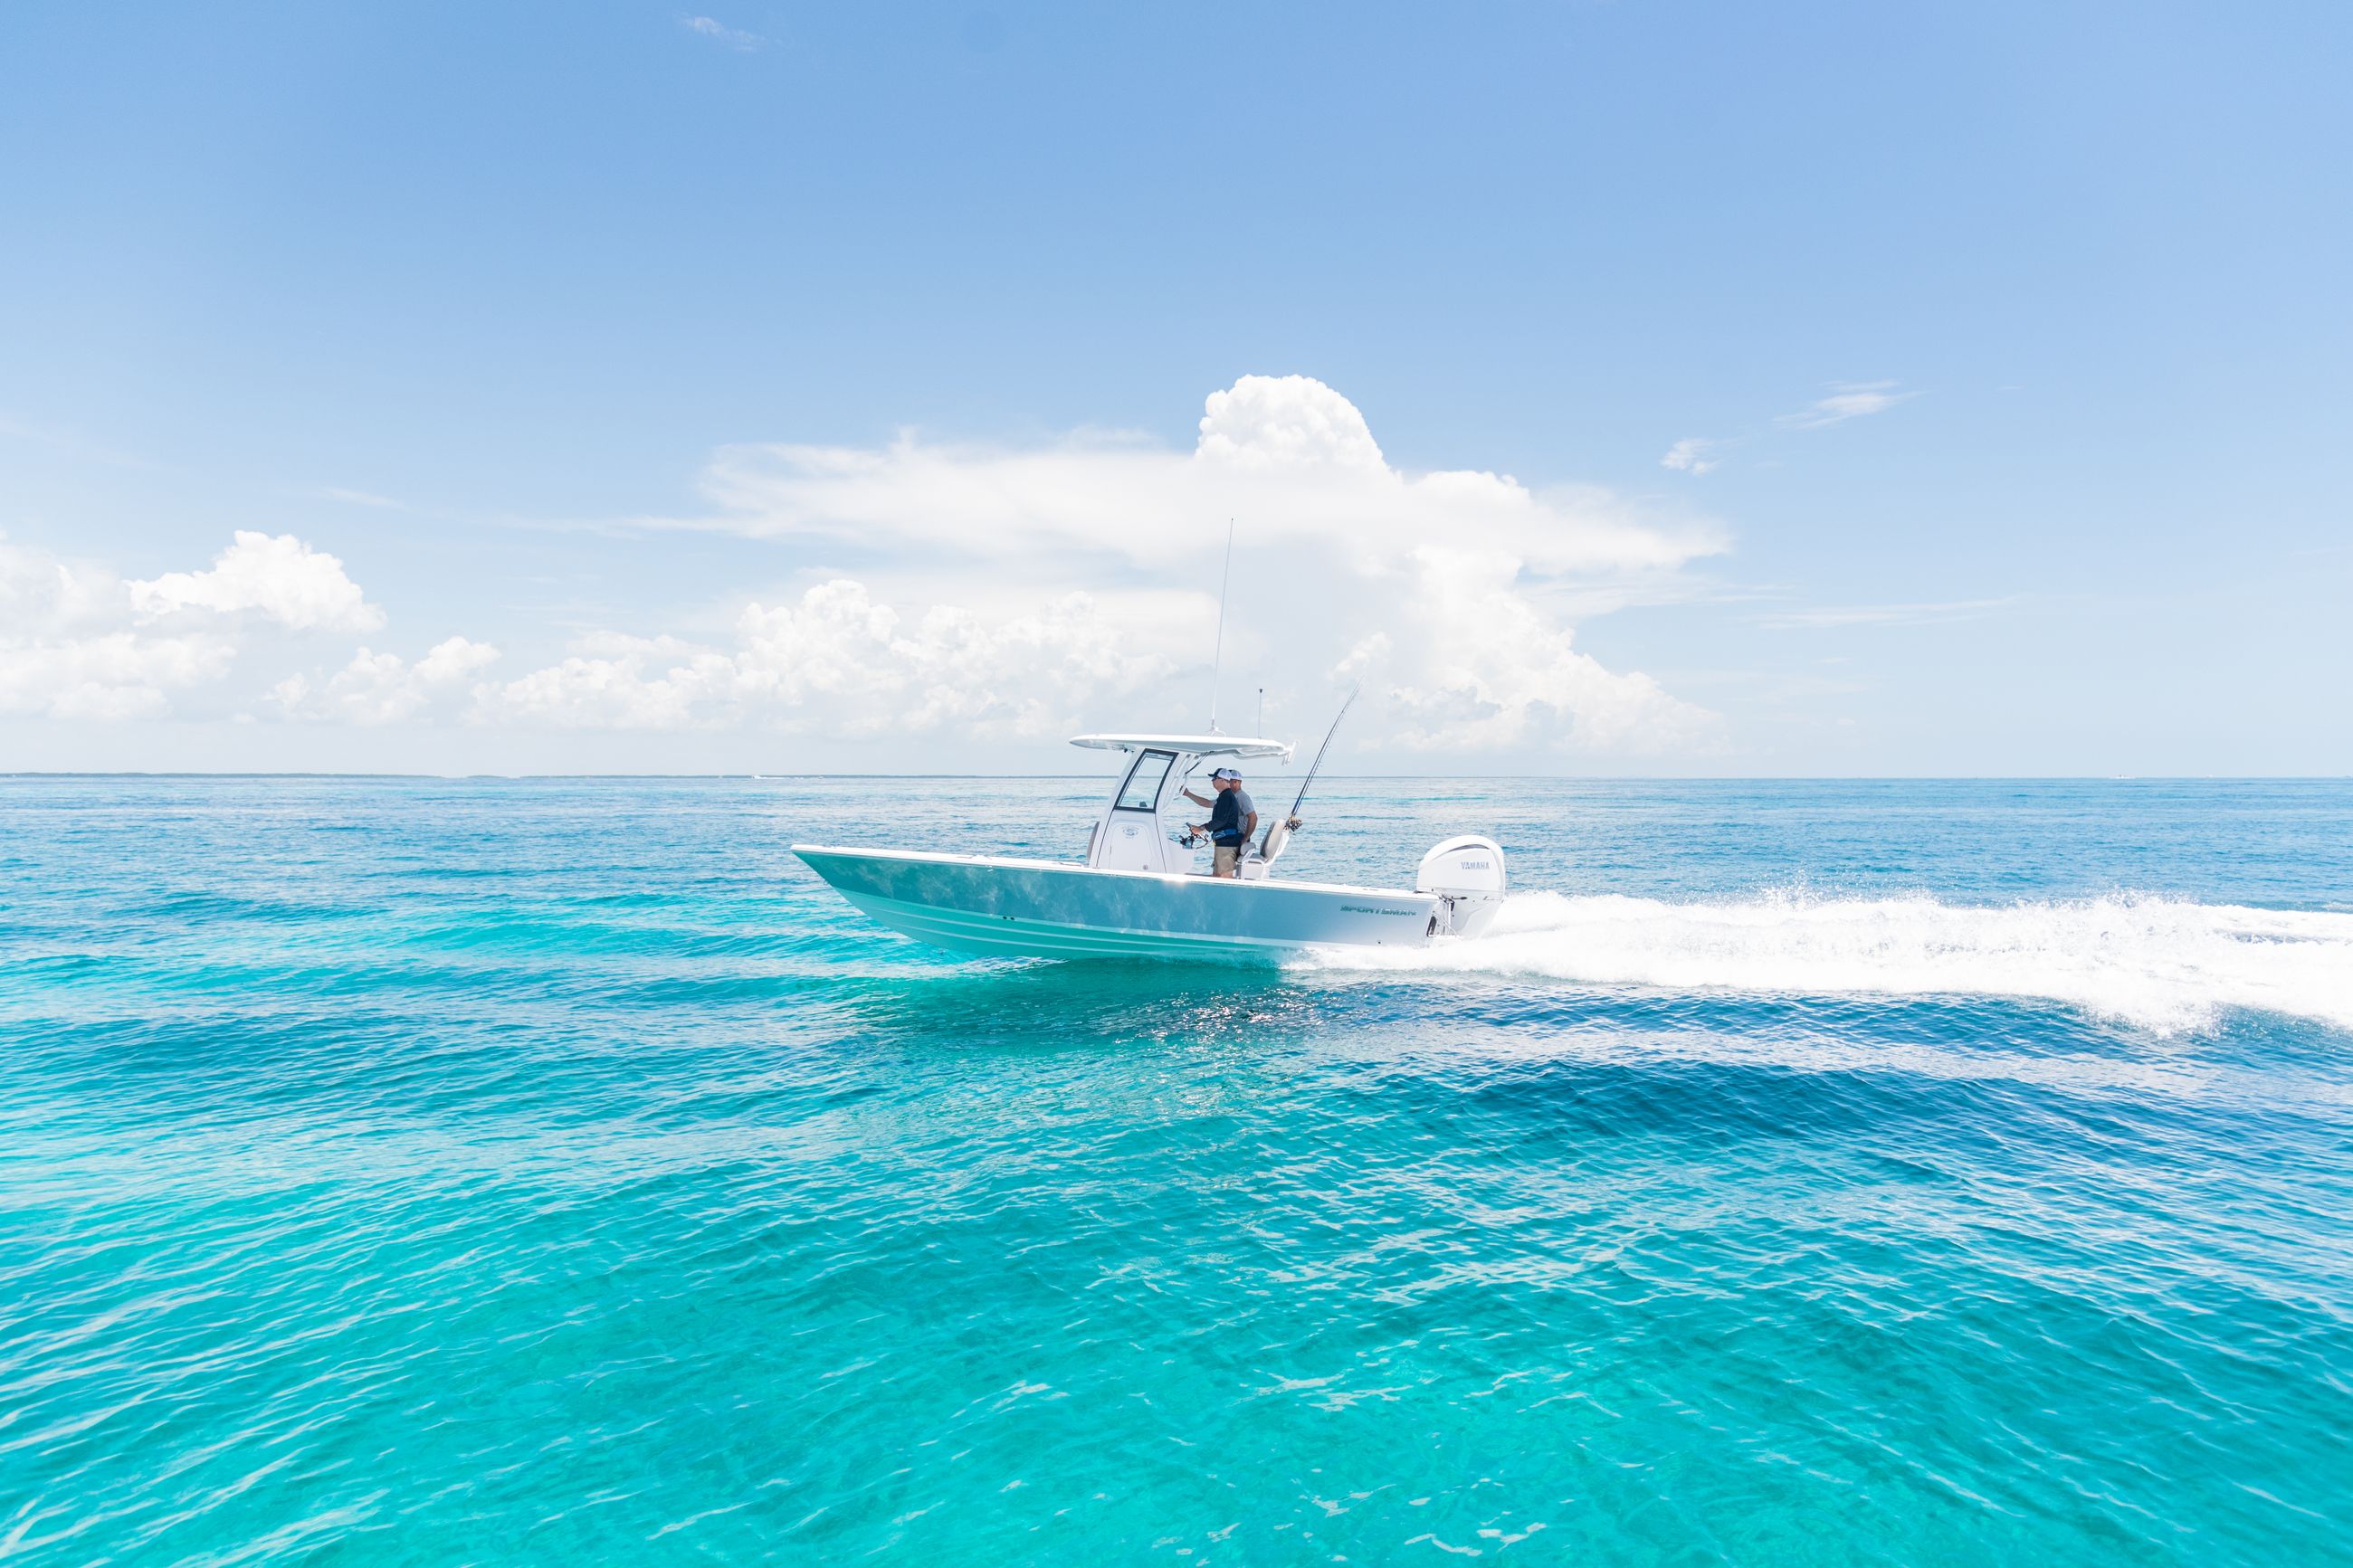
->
xmin=5 ymin=777 xmax=2351 ymax=1565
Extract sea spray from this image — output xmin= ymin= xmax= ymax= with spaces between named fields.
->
xmin=1291 ymin=889 xmax=2353 ymax=1034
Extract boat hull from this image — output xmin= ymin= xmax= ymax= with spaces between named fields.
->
xmin=793 ymin=845 xmax=1439 ymax=960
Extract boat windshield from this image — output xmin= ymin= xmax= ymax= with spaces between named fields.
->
xmin=1114 ymin=749 xmax=1176 ymax=812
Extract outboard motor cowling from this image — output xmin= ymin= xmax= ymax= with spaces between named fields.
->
xmin=1415 ymin=835 xmax=1507 ymax=938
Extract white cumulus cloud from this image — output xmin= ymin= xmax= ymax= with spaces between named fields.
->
xmin=1384 ymin=550 xmax=1718 ymax=752
xmin=681 ymin=374 xmax=1717 ymax=579
xmin=272 ymin=636 xmax=501 ymax=724
xmin=3 ymin=531 xmax=392 ymax=722
xmin=9 ymin=379 xmax=1729 ymax=760
xmin=473 ymin=580 xmax=1171 ymax=736
xmin=558 ymin=375 xmax=1729 ymax=756
xmin=1195 ymin=375 xmax=1387 ymax=471
xmin=0 ymin=629 xmax=237 ymax=720
xmin=129 ymin=530 xmax=384 ymax=632
xmin=2 ymin=540 xmax=235 ymax=719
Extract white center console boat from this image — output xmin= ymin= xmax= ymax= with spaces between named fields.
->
xmin=794 ymin=732 xmax=1507 ymax=961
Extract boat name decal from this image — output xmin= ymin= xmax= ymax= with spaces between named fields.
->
xmin=1341 ymin=905 xmax=1419 ymax=917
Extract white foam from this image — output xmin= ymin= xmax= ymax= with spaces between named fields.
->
xmin=1291 ymin=889 xmax=2353 ymax=1034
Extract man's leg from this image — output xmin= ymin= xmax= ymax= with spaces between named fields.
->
xmin=1214 ymin=843 xmax=1238 ymax=878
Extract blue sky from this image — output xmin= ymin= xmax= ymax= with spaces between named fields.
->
xmin=3 ymin=1 xmax=2347 ymax=774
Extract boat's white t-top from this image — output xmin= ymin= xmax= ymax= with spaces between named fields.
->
xmin=1071 ymin=732 xmax=1293 ymax=876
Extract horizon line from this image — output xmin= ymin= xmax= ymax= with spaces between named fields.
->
xmin=6 ymin=772 xmax=2349 ymax=784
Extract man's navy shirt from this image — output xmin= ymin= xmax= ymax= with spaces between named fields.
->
xmin=1208 ymin=788 xmax=1254 ymax=843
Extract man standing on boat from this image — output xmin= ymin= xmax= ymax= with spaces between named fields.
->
xmin=1184 ymin=768 xmax=1259 ymax=878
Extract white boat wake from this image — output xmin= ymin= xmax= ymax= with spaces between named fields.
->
xmin=1290 ymin=889 xmax=2353 ymax=1034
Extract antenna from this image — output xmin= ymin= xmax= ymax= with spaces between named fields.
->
xmin=1256 ymin=686 xmax=1264 ymax=736
xmin=1207 ymin=518 xmax=1234 ymax=733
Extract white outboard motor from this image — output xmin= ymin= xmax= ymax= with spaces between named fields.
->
xmin=1416 ymin=834 xmax=1508 ymax=938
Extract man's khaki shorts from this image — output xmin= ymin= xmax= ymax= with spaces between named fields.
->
xmin=1214 ymin=843 xmax=1241 ymax=877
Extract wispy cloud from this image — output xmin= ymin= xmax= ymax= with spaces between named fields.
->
xmin=1758 ymin=595 xmax=2016 ymax=630
xmin=681 ymin=14 xmax=765 ymax=51
xmin=1660 ymin=437 xmax=1723 ymax=475
xmin=1662 ymin=378 xmax=1913 ymax=476
xmin=1777 ymin=381 xmax=1916 ymax=430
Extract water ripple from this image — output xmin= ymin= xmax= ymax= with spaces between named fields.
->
xmin=3 ymin=777 xmax=2349 ymax=1564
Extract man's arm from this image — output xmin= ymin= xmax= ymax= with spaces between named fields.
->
xmin=1243 ymin=809 xmax=1259 ymax=838
xmin=1179 ymin=786 xmax=1215 ymax=809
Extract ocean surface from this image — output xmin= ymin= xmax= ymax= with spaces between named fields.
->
xmin=4 ymin=775 xmax=2350 ymax=1566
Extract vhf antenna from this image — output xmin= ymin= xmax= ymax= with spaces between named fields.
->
xmin=1207 ymin=518 xmax=1234 ymax=733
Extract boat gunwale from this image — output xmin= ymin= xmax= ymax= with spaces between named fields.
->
xmin=790 ymin=842 xmax=1436 ymax=906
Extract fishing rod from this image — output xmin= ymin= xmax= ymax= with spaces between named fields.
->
xmin=1252 ymin=684 xmax=1359 ymax=866
xmin=1283 ymin=682 xmax=1360 ymax=829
